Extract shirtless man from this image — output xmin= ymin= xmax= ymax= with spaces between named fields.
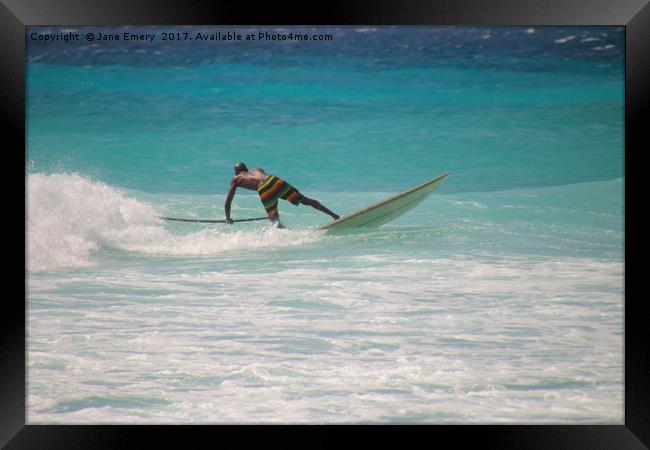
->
xmin=225 ymin=162 xmax=339 ymax=228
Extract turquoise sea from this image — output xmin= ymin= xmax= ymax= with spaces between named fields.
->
xmin=26 ymin=26 xmax=624 ymax=423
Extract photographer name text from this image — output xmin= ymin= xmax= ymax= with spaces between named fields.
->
xmin=30 ymin=31 xmax=334 ymax=44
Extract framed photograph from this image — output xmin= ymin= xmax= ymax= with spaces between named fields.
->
xmin=5 ymin=0 xmax=648 ymax=447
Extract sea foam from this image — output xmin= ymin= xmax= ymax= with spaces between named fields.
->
xmin=27 ymin=173 xmax=320 ymax=271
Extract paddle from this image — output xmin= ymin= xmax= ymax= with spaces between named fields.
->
xmin=158 ymin=216 xmax=269 ymax=224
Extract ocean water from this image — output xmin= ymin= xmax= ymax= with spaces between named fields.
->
xmin=26 ymin=26 xmax=624 ymax=424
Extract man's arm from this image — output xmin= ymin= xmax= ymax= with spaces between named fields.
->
xmin=224 ymin=177 xmax=238 ymax=223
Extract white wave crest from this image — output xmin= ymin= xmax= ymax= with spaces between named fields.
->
xmin=27 ymin=173 xmax=320 ymax=271
xmin=554 ymin=35 xmax=576 ymax=44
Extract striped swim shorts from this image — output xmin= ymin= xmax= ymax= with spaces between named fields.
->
xmin=257 ymin=175 xmax=304 ymax=217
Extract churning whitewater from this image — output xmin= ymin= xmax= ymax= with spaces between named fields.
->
xmin=27 ymin=173 xmax=320 ymax=272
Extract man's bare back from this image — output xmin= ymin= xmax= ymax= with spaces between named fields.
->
xmin=231 ymin=167 xmax=269 ymax=191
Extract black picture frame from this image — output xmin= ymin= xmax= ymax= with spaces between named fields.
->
xmin=5 ymin=0 xmax=647 ymax=448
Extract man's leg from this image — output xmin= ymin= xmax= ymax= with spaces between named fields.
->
xmin=301 ymin=196 xmax=339 ymax=220
xmin=267 ymin=208 xmax=286 ymax=229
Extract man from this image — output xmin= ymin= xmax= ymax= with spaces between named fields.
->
xmin=224 ymin=162 xmax=340 ymax=228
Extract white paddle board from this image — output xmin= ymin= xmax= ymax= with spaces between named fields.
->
xmin=319 ymin=172 xmax=450 ymax=231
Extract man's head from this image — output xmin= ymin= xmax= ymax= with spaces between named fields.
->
xmin=234 ymin=162 xmax=248 ymax=174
